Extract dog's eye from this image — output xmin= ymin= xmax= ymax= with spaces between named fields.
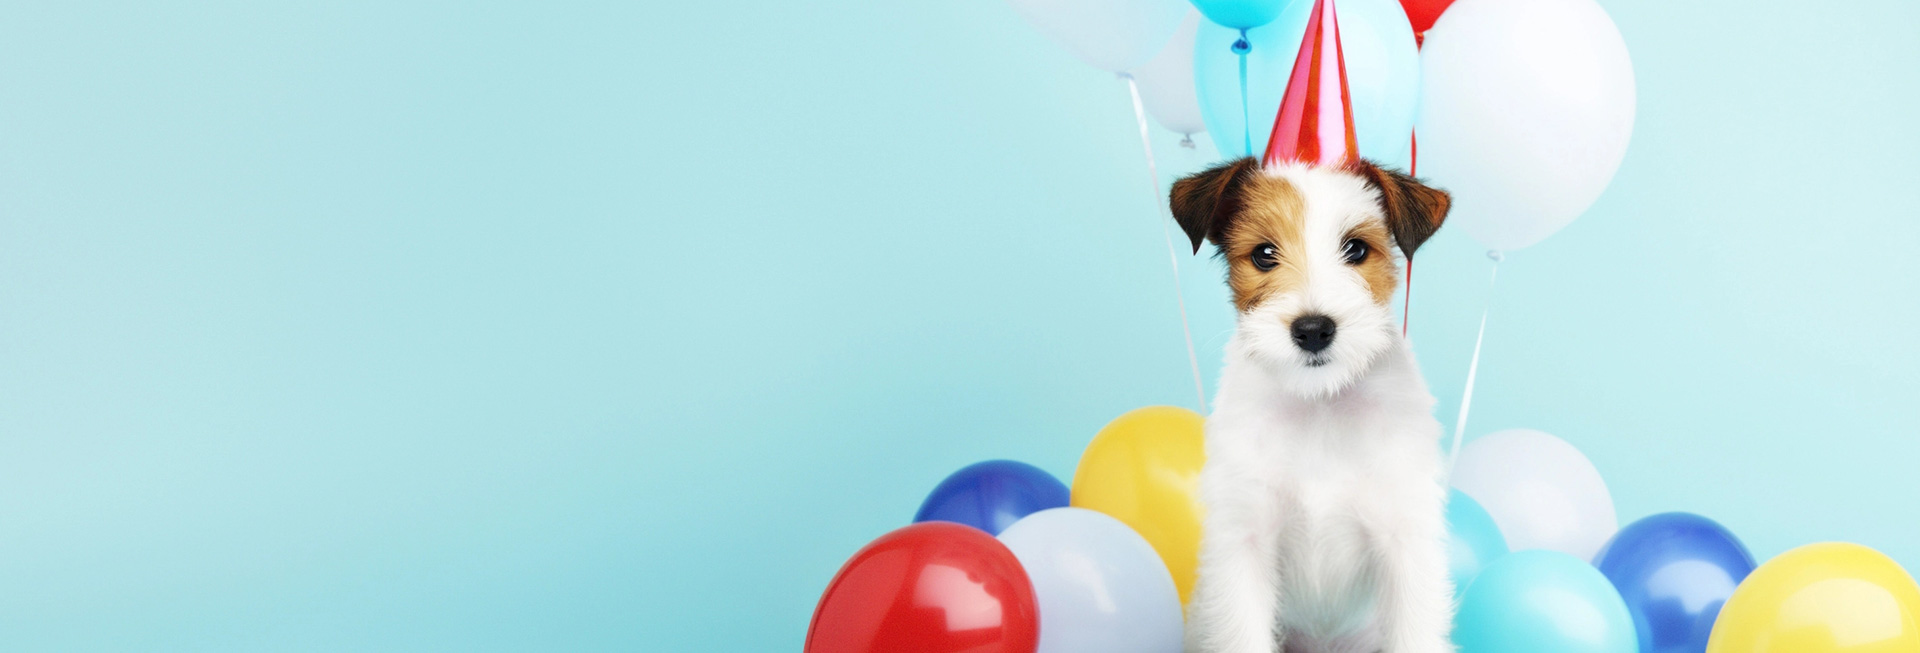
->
xmin=1341 ymin=238 xmax=1369 ymax=265
xmin=1250 ymin=243 xmax=1280 ymax=271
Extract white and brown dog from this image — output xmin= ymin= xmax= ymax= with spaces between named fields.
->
xmin=1171 ymin=157 xmax=1453 ymax=653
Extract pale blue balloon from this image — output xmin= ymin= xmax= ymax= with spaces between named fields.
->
xmin=1189 ymin=0 xmax=1290 ymax=30
xmin=1193 ymin=0 xmax=1418 ymax=169
xmin=1446 ymin=488 xmax=1508 ymax=600
xmin=1453 ymin=550 xmax=1637 ymax=653
xmin=998 ymin=508 xmax=1184 ymax=653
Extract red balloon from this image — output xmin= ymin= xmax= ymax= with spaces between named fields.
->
xmin=805 ymin=522 xmax=1039 ymax=653
xmin=1399 ymin=0 xmax=1455 ymax=37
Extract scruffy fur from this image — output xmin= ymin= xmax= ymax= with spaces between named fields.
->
xmin=1170 ymin=158 xmax=1453 ymax=653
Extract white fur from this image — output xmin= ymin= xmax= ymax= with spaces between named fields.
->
xmin=1185 ymin=165 xmax=1454 ymax=653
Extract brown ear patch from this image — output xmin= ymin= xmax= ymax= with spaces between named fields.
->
xmin=1168 ymin=157 xmax=1261 ymax=254
xmin=1349 ymin=160 xmax=1450 ymax=258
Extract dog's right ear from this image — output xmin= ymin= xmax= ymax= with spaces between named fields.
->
xmin=1169 ymin=157 xmax=1261 ymax=254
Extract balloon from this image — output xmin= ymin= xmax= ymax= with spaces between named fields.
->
xmin=1007 ymin=0 xmax=1190 ymax=73
xmin=1188 ymin=0 xmax=1288 ymax=30
xmin=1706 ymin=542 xmax=1920 ymax=653
xmin=1194 ymin=0 xmax=1417 ymax=168
xmin=998 ymin=508 xmax=1184 ymax=653
xmin=1450 ymin=428 xmax=1618 ymax=561
xmin=1454 ymin=550 xmax=1637 ymax=653
xmin=1070 ymin=406 xmax=1206 ymax=607
xmin=1416 ymin=0 xmax=1635 ymax=251
xmin=1592 ymin=513 xmax=1756 ymax=653
xmin=1397 ymin=0 xmax=1455 ymax=36
xmin=1446 ymin=488 xmax=1509 ymax=600
xmin=1132 ymin=12 xmax=1208 ymax=142
xmin=806 ymin=522 xmax=1040 ymax=653
xmin=915 ymin=460 xmax=1071 ymax=536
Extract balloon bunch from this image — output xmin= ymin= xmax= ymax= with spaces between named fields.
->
xmin=806 ymin=407 xmax=1202 ymax=653
xmin=1447 ymin=429 xmax=1920 ymax=653
xmin=808 ymin=415 xmax=1920 ymax=653
xmin=1008 ymin=0 xmax=1634 ymax=251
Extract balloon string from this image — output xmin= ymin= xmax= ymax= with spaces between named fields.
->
xmin=1402 ymin=259 xmax=1412 ymax=336
xmin=1446 ymin=251 xmax=1502 ymax=477
xmin=1125 ymin=74 xmax=1208 ymax=412
xmin=1236 ymin=30 xmax=1252 ymax=157
xmin=1409 ymin=129 xmax=1418 ymax=177
xmin=1402 ymin=132 xmax=1417 ymax=336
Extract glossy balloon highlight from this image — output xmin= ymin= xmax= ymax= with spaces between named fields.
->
xmin=806 ymin=522 xmax=1040 ymax=653
xmin=915 ymin=460 xmax=1070 ymax=536
xmin=1706 ymin=542 xmax=1920 ymax=653
xmin=1593 ymin=512 xmax=1755 ymax=653
xmin=1188 ymin=0 xmax=1289 ymax=30
xmin=1453 ymin=550 xmax=1637 ymax=653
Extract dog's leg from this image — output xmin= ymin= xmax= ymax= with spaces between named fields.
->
xmin=1371 ymin=495 xmax=1455 ymax=653
xmin=1185 ymin=475 xmax=1283 ymax=653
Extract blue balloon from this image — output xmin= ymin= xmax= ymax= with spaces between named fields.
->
xmin=1193 ymin=0 xmax=1417 ymax=168
xmin=913 ymin=460 xmax=1069 ymax=536
xmin=1454 ymin=550 xmax=1637 ymax=653
xmin=1189 ymin=0 xmax=1289 ymax=31
xmin=1446 ymin=489 xmax=1508 ymax=599
xmin=1592 ymin=512 xmax=1756 ymax=653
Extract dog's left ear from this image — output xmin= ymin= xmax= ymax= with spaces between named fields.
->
xmin=1169 ymin=157 xmax=1261 ymax=254
xmin=1351 ymin=160 xmax=1450 ymax=258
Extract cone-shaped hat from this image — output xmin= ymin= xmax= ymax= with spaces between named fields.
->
xmin=1263 ymin=0 xmax=1359 ymax=167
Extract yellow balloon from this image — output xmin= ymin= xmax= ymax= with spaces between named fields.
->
xmin=1707 ymin=542 xmax=1920 ymax=653
xmin=1070 ymin=405 xmax=1207 ymax=608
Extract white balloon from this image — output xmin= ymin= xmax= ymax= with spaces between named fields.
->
xmin=1006 ymin=0 xmax=1190 ymax=73
xmin=1415 ymin=0 xmax=1635 ymax=251
xmin=998 ymin=508 xmax=1183 ymax=653
xmin=1132 ymin=12 xmax=1206 ymax=139
xmin=1450 ymin=429 xmax=1618 ymax=562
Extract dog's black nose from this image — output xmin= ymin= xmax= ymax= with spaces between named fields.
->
xmin=1291 ymin=314 xmax=1337 ymax=353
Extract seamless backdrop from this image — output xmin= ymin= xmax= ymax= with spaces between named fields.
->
xmin=0 ymin=0 xmax=1916 ymax=651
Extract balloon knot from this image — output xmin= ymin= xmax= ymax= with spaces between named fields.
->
xmin=1179 ymin=135 xmax=1196 ymax=149
xmin=1232 ymin=30 xmax=1251 ymax=55
xmin=1487 ymin=250 xmax=1505 ymax=262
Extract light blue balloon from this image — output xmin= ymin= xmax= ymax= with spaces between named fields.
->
xmin=1193 ymin=0 xmax=1417 ymax=169
xmin=1189 ymin=0 xmax=1290 ymax=30
xmin=1453 ymin=550 xmax=1637 ymax=653
xmin=1446 ymin=488 xmax=1508 ymax=600
xmin=998 ymin=507 xmax=1183 ymax=653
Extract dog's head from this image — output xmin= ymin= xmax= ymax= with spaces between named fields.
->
xmin=1170 ymin=157 xmax=1449 ymax=398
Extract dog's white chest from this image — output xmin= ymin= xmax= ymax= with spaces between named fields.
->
xmin=1273 ymin=468 xmax=1383 ymax=639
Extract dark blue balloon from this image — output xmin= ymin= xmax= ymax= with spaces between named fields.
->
xmin=913 ymin=460 xmax=1069 ymax=536
xmin=1593 ymin=512 xmax=1756 ymax=653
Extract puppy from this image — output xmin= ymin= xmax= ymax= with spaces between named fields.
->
xmin=1171 ymin=157 xmax=1453 ymax=653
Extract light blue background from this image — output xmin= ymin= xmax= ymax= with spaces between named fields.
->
xmin=0 ymin=1 xmax=1914 ymax=650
